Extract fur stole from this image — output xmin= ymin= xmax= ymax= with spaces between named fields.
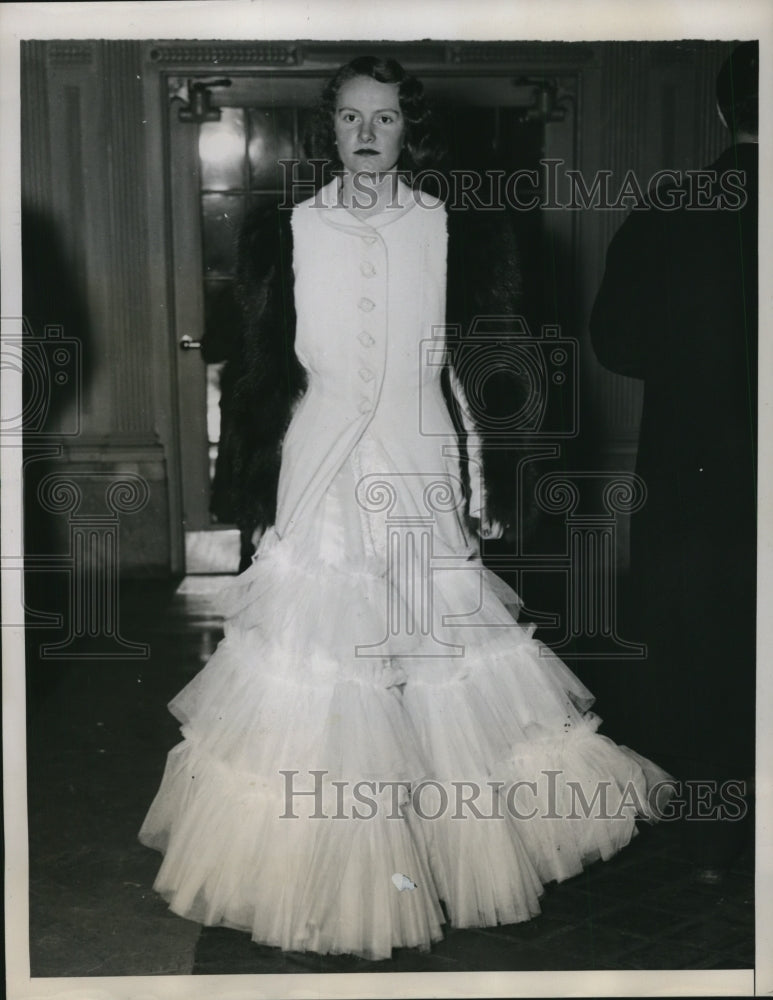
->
xmin=219 ymin=196 xmax=534 ymax=539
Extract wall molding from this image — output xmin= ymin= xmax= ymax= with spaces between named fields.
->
xmin=145 ymin=39 xmax=597 ymax=71
xmin=48 ymin=43 xmax=94 ymax=66
xmin=58 ymin=438 xmax=165 ymax=465
xmin=149 ymin=42 xmax=299 ymax=66
xmin=20 ymin=42 xmax=52 ymax=212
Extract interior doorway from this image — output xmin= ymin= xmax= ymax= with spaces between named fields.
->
xmin=166 ymin=69 xmax=575 ymax=574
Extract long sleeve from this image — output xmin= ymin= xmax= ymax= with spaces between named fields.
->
xmin=448 ymin=368 xmax=486 ymax=521
xmin=445 ymin=206 xmax=534 ymax=537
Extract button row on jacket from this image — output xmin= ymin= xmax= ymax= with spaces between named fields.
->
xmin=355 ymin=238 xmax=378 ymax=413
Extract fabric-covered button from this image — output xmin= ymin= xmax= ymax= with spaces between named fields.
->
xmin=360 ymin=260 xmax=376 ymax=276
xmin=358 ymin=331 xmax=375 ymax=347
xmin=358 ymin=297 xmax=375 ymax=312
xmin=361 ymin=235 xmax=377 ymax=245
xmin=358 ymin=397 xmax=373 ymax=414
xmin=359 ymin=368 xmax=375 ymax=382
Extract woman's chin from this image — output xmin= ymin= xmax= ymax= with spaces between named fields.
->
xmin=353 ymin=161 xmax=382 ymax=175
xmin=343 ymin=159 xmax=399 ymax=176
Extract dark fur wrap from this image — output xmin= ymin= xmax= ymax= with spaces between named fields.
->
xmin=216 ymin=200 xmax=536 ymax=540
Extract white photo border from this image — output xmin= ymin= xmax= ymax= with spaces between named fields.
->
xmin=2 ymin=2 xmax=771 ymax=998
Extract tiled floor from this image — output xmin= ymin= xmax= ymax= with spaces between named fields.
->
xmin=23 ymin=577 xmax=755 ymax=979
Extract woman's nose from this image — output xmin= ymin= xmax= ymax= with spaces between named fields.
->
xmin=358 ymin=120 xmax=374 ymax=142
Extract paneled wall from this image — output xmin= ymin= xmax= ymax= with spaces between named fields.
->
xmin=22 ymin=40 xmax=170 ymax=576
xmin=20 ymin=39 xmax=738 ymax=577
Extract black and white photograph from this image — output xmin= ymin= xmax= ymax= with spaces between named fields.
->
xmin=2 ymin=2 xmax=771 ymax=997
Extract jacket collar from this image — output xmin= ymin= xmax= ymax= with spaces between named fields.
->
xmin=315 ymin=176 xmax=418 ymax=235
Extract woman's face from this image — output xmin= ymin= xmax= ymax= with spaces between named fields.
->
xmin=333 ymin=75 xmax=405 ymax=175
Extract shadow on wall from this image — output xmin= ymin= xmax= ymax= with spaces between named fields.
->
xmin=21 ymin=203 xmax=96 ymax=713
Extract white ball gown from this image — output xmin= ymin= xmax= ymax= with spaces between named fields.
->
xmin=139 ymin=178 xmax=671 ymax=961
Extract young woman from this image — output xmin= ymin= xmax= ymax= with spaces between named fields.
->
xmin=140 ymin=56 xmax=670 ymax=961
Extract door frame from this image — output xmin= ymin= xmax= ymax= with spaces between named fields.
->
xmin=142 ymin=40 xmax=589 ymax=576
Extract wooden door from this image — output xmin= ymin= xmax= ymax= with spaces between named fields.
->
xmin=168 ymin=78 xmax=320 ymax=572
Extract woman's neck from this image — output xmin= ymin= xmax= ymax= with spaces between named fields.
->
xmin=338 ymin=171 xmax=407 ymax=218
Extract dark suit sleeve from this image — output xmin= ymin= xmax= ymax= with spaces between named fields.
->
xmin=589 ymin=208 xmax=666 ymax=380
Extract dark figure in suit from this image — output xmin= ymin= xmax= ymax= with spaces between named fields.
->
xmin=589 ymin=43 xmax=757 ymax=877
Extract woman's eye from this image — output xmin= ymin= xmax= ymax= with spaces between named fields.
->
xmin=378 ymin=116 xmax=395 ymax=125
xmin=342 ymin=113 xmax=358 ymax=123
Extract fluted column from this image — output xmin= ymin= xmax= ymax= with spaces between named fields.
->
xmin=99 ymin=41 xmax=154 ymax=434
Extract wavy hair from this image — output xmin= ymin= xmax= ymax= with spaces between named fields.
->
xmin=305 ymin=56 xmax=445 ymax=183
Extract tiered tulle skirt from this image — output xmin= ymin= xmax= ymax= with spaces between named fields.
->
xmin=139 ymin=465 xmax=671 ymax=958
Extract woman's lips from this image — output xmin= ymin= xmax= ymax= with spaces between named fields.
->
xmin=355 ymin=149 xmax=379 ymax=156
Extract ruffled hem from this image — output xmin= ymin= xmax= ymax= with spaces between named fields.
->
xmin=140 ymin=675 xmax=670 ymax=958
xmin=139 ymin=739 xmax=448 ymax=959
xmin=140 ymin=521 xmax=672 ymax=959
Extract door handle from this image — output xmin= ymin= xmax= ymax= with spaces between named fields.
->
xmin=179 ymin=335 xmax=202 ymax=350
